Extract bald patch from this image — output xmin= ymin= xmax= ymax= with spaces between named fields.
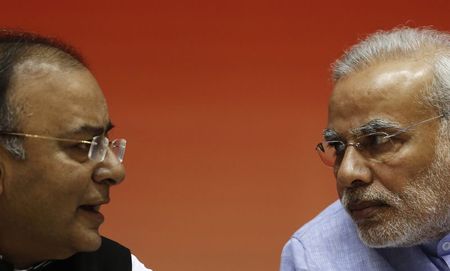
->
xmin=14 ymin=60 xmax=63 ymax=80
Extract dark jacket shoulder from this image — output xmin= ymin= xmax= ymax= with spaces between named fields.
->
xmin=45 ymin=237 xmax=131 ymax=271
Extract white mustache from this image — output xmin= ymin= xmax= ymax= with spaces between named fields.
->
xmin=341 ymin=183 xmax=402 ymax=209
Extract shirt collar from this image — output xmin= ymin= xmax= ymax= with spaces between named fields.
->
xmin=421 ymin=232 xmax=450 ymax=258
xmin=421 ymin=238 xmax=440 ymax=257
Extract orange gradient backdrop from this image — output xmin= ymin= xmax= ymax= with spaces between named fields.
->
xmin=1 ymin=1 xmax=450 ymax=270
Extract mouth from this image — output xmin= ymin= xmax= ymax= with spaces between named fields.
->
xmin=346 ymin=200 xmax=389 ymax=223
xmin=78 ymin=200 xmax=108 ymax=224
xmin=79 ymin=204 xmax=101 ymax=213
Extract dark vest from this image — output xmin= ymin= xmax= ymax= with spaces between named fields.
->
xmin=0 ymin=237 xmax=131 ymax=271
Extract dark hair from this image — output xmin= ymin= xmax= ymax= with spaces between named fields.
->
xmin=0 ymin=29 xmax=87 ymax=159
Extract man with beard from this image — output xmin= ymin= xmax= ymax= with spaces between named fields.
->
xmin=280 ymin=27 xmax=450 ymax=270
xmin=0 ymin=30 xmax=151 ymax=270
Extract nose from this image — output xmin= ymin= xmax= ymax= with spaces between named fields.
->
xmin=92 ymin=148 xmax=126 ymax=185
xmin=335 ymin=145 xmax=372 ymax=189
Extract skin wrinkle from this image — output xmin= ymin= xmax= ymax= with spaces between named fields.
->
xmin=323 ymin=27 xmax=450 ymax=252
xmin=329 ymin=56 xmax=448 ymax=248
xmin=59 ymin=123 xmax=114 ymax=140
xmin=341 ymin=126 xmax=450 ymax=247
xmin=0 ymin=65 xmax=125 ymax=268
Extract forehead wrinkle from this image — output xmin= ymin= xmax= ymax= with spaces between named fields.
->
xmin=61 ymin=121 xmax=114 ymax=137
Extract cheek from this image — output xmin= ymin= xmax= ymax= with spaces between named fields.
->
xmin=9 ymin=161 xmax=90 ymax=207
xmin=4 ymin=148 xmax=95 ymax=229
xmin=375 ymin=136 xmax=438 ymax=192
xmin=373 ymin=159 xmax=430 ymax=193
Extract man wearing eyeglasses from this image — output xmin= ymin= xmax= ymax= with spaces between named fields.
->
xmin=280 ymin=27 xmax=450 ymax=270
xmin=0 ymin=30 xmax=150 ymax=270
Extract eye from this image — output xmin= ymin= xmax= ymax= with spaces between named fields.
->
xmin=367 ymin=133 xmax=390 ymax=145
xmin=73 ymin=142 xmax=91 ymax=152
xmin=358 ymin=132 xmax=393 ymax=155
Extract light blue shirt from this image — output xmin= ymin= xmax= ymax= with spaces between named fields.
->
xmin=280 ymin=200 xmax=450 ymax=271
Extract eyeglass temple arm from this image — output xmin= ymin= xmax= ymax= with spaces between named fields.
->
xmin=385 ymin=114 xmax=445 ymax=139
xmin=0 ymin=132 xmax=93 ymax=144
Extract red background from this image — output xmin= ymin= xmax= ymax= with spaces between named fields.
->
xmin=1 ymin=1 xmax=449 ymax=270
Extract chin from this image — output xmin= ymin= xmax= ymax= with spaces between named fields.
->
xmin=355 ymin=220 xmax=423 ymax=248
xmin=70 ymin=228 xmax=103 ymax=253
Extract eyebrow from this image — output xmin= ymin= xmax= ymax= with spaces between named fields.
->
xmin=65 ymin=121 xmax=115 ymax=137
xmin=323 ymin=119 xmax=402 ymax=140
xmin=352 ymin=119 xmax=401 ymax=136
xmin=323 ymin=129 xmax=341 ymax=141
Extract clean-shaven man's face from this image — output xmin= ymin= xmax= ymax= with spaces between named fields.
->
xmin=0 ymin=61 xmax=125 ymax=266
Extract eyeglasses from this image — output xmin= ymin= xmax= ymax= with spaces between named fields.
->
xmin=316 ymin=114 xmax=444 ymax=167
xmin=0 ymin=132 xmax=126 ymax=163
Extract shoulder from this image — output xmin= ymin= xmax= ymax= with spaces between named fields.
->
xmin=101 ymin=238 xmax=153 ymax=271
xmin=96 ymin=236 xmax=132 ymax=266
xmin=99 ymin=236 xmax=131 ymax=254
xmin=290 ymin=200 xmax=354 ymax=244
xmin=46 ymin=236 xmax=132 ymax=271
xmin=281 ymin=200 xmax=392 ymax=271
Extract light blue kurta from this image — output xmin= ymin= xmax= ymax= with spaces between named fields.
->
xmin=280 ymin=200 xmax=449 ymax=271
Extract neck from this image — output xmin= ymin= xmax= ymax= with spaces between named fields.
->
xmin=0 ymin=254 xmax=43 ymax=269
xmin=0 ymin=237 xmax=52 ymax=269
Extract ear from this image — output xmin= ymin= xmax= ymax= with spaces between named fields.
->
xmin=0 ymin=160 xmax=5 ymax=196
xmin=0 ymin=151 xmax=9 ymax=196
xmin=0 ymin=158 xmax=6 ymax=195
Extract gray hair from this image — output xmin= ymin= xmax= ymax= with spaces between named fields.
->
xmin=0 ymin=103 xmax=25 ymax=159
xmin=332 ymin=27 xmax=450 ymax=117
xmin=0 ymin=30 xmax=86 ymax=160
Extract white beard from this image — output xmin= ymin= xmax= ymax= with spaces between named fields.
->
xmin=341 ymin=133 xmax=450 ymax=248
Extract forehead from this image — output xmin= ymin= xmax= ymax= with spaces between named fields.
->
xmin=9 ymin=61 xmax=109 ymax=135
xmin=328 ymin=59 xmax=434 ymax=133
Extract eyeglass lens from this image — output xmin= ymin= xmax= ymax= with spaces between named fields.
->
xmin=111 ymin=139 xmax=127 ymax=162
xmin=316 ymin=133 xmax=396 ymax=167
xmin=88 ymin=136 xmax=127 ymax=163
xmin=88 ymin=136 xmax=109 ymax=162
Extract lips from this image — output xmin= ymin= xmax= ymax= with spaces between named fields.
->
xmin=80 ymin=204 xmax=101 ymax=212
xmin=346 ymin=200 xmax=389 ymax=222
xmin=78 ymin=199 xmax=109 ymax=224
